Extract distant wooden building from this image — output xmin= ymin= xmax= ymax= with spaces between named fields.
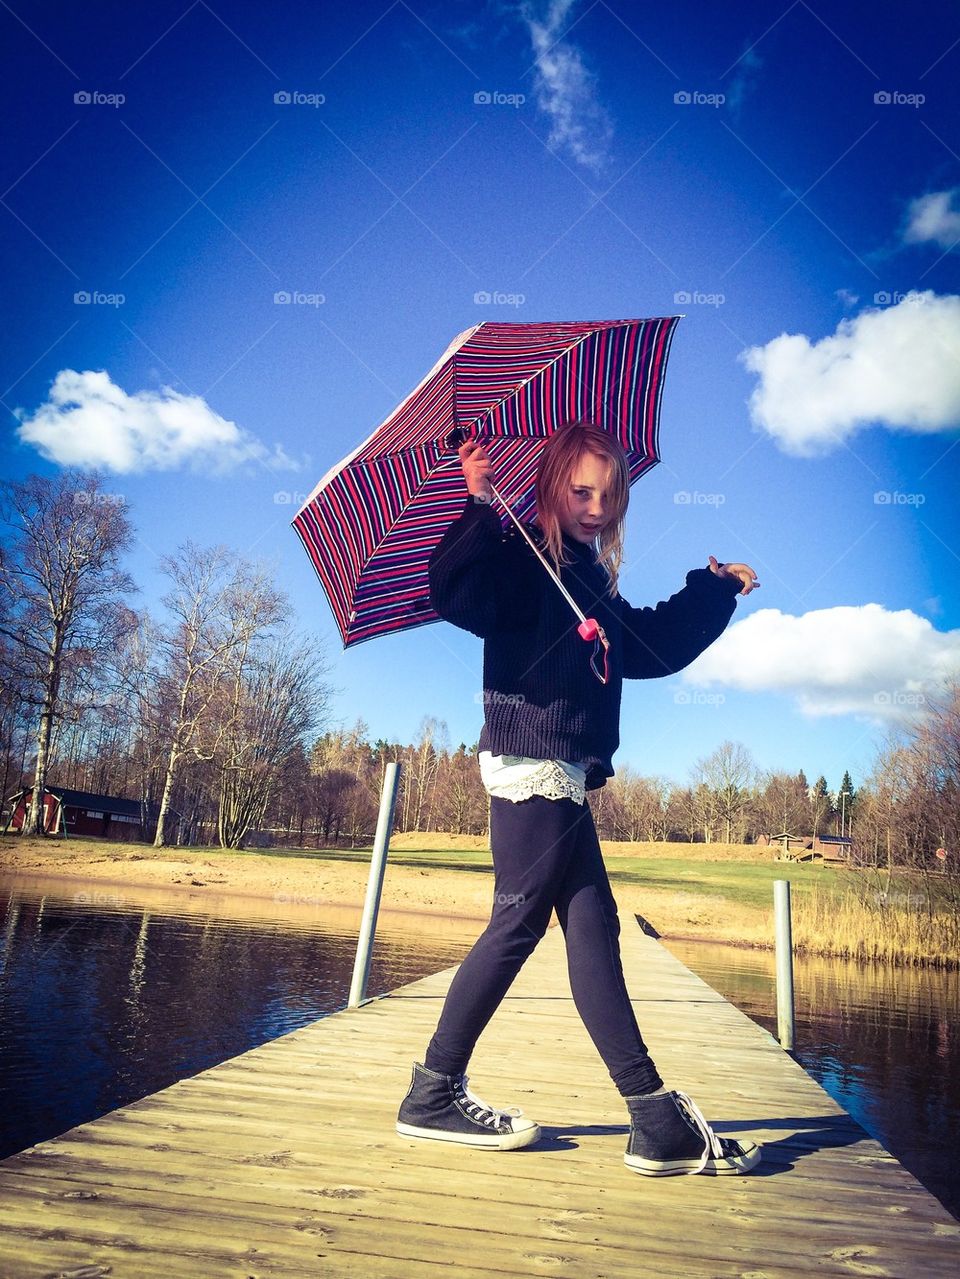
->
xmin=4 ymin=785 xmax=149 ymax=841
xmin=756 ymin=830 xmax=853 ymax=863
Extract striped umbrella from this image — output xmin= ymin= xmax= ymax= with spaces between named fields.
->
xmin=293 ymin=316 xmax=680 ymax=648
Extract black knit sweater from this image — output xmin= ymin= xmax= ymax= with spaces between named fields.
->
xmin=428 ymin=496 xmax=743 ymax=791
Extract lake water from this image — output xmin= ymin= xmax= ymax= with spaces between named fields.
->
xmin=0 ymin=878 xmax=481 ymax=1160
xmin=1 ymin=879 xmax=956 ymax=1223
xmin=665 ymin=937 xmax=959 ymax=1221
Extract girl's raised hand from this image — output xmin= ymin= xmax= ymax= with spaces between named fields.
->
xmin=708 ymin=555 xmax=760 ymax=596
xmin=459 ymin=436 xmax=494 ymax=501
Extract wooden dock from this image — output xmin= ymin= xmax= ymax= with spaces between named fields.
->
xmin=1 ymin=919 xmax=958 ymax=1278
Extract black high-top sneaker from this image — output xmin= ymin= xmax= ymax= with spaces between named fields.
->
xmin=396 ymin=1062 xmax=540 ymax=1150
xmin=624 ymin=1090 xmax=761 ymax=1175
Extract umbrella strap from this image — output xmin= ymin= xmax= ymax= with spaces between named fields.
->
xmin=487 ymin=480 xmax=586 ymax=623
xmin=487 ymin=481 xmax=610 ymax=684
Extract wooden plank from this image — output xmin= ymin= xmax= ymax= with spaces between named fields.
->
xmin=6 ymin=1170 xmax=955 ymax=1279
xmin=0 ymin=920 xmax=957 ymax=1279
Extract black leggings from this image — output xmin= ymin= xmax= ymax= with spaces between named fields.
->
xmin=423 ymin=793 xmax=663 ymax=1097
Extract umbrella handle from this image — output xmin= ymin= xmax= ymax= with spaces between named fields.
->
xmin=580 ymin=619 xmax=610 ymax=684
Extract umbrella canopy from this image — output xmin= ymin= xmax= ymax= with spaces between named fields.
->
xmin=293 ymin=316 xmax=680 ymax=648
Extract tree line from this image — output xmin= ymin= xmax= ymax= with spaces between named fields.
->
xmin=1 ymin=471 xmax=956 ymax=866
xmin=0 ymin=473 xmax=331 ymax=846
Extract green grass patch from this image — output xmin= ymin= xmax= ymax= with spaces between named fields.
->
xmin=603 ymin=858 xmax=849 ymax=910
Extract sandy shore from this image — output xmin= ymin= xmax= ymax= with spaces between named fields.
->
xmin=0 ymin=834 xmax=772 ymax=945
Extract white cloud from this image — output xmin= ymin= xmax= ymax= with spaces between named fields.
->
xmin=904 ymin=187 xmax=960 ymax=251
xmin=835 ymin=287 xmax=859 ymax=309
xmin=521 ymin=0 xmax=613 ymax=173
xmin=15 ymin=369 xmax=298 ymax=474
xmin=684 ymin=603 xmax=960 ymax=722
xmin=739 ymin=290 xmax=960 ymax=455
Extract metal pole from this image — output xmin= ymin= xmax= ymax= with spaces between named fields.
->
xmin=774 ymin=879 xmax=795 ymax=1051
xmin=348 ymin=761 xmax=402 ymax=1009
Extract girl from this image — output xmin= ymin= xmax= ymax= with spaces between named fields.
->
xmin=396 ymin=422 xmax=761 ymax=1176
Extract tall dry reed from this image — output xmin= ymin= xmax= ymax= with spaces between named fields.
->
xmin=793 ymin=876 xmax=960 ymax=968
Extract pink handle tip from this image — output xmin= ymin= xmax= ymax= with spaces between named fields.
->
xmin=578 ymin=618 xmax=599 ymax=641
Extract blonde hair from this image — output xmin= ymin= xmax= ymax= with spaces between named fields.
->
xmin=534 ymin=422 xmax=629 ymax=595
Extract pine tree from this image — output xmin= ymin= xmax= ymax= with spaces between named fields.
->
xmin=809 ymin=775 xmax=831 ymax=837
xmin=836 ymin=770 xmax=856 ymax=836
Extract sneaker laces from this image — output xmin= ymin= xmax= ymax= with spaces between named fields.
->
xmin=672 ymin=1091 xmax=725 ymax=1174
xmin=455 ymin=1074 xmax=523 ymax=1129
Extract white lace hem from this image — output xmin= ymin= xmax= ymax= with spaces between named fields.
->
xmin=479 ymin=753 xmax=586 ymax=805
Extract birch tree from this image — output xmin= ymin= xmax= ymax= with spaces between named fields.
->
xmin=0 ymin=474 xmax=134 ymax=834
xmin=405 ymin=716 xmax=447 ymax=832
xmin=153 ymin=543 xmax=283 ymax=846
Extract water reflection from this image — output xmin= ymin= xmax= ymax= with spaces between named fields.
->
xmin=664 ymin=938 xmax=960 ymax=1221
xmin=0 ymin=880 xmax=480 ymax=1160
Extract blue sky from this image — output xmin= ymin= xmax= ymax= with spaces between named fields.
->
xmin=2 ymin=0 xmax=959 ymax=795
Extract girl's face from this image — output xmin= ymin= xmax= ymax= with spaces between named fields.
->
xmin=558 ymin=451 xmax=616 ymax=543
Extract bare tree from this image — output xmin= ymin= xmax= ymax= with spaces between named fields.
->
xmin=404 ymin=716 xmax=447 ymax=833
xmin=153 ymin=543 xmax=284 ymax=847
xmin=691 ymin=741 xmax=755 ymax=843
xmin=607 ymin=767 xmax=671 ymax=841
xmin=309 ymin=725 xmax=378 ymax=847
xmin=117 ymin=613 xmax=168 ymax=831
xmin=911 ymin=679 xmax=960 ymax=859
xmin=0 ymin=635 xmax=33 ymax=811
xmin=216 ymin=636 xmax=331 ymax=848
xmin=0 ymin=474 xmax=134 ymax=834
xmin=756 ymin=770 xmax=810 ymax=835
xmin=432 ymin=743 xmax=487 ymax=835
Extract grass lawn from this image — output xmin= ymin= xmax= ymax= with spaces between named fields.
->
xmin=5 ymin=832 xmax=953 ymax=924
xmin=286 ymin=845 xmax=851 ymax=909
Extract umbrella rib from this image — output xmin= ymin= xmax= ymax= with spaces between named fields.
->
xmin=459 ymin=324 xmax=601 ymax=438
xmin=302 ymin=318 xmax=678 ymax=643
xmin=352 ymin=320 xmax=648 ymax=616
